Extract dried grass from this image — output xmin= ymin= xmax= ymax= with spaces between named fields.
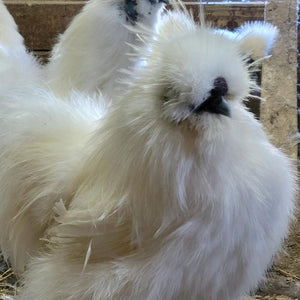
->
xmin=0 ymin=268 xmax=17 ymax=299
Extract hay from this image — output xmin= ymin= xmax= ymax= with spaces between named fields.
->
xmin=0 ymin=262 xmax=18 ymax=299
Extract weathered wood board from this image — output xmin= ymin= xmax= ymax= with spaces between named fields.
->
xmin=4 ymin=1 xmax=84 ymax=51
xmin=261 ymin=0 xmax=298 ymax=159
xmin=3 ymin=1 xmax=265 ymax=53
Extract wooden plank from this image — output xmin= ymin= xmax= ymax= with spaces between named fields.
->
xmin=261 ymin=0 xmax=298 ymax=159
xmin=187 ymin=4 xmax=264 ymax=28
xmin=3 ymin=1 xmax=267 ymax=117
xmin=3 ymin=1 xmax=265 ymax=52
xmin=4 ymin=1 xmax=84 ymax=50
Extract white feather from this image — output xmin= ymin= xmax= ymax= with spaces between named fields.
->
xmin=0 ymin=1 xmax=23 ymax=48
xmin=215 ymin=21 xmax=279 ymax=60
xmin=45 ymin=0 xmax=167 ymax=99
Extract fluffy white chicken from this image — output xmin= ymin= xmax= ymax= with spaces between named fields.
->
xmin=45 ymin=0 xmax=168 ymax=99
xmin=0 ymin=2 xmax=296 ymax=299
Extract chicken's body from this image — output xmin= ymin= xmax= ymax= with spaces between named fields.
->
xmin=19 ymin=91 xmax=295 ymax=300
xmin=0 ymin=3 xmax=296 ymax=299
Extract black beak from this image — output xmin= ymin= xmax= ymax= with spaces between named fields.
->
xmin=191 ymin=96 xmax=231 ymax=118
xmin=190 ymin=76 xmax=231 ymax=118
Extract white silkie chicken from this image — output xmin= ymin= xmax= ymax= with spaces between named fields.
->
xmin=0 ymin=2 xmax=296 ymax=299
xmin=45 ymin=0 xmax=168 ymax=99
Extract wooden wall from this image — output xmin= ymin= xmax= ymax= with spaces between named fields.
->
xmin=3 ymin=1 xmax=265 ymax=60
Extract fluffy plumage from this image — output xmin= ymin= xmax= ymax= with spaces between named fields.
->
xmin=0 ymin=1 xmax=23 ymax=48
xmin=0 ymin=3 xmax=296 ymax=299
xmin=45 ymin=0 xmax=167 ymax=99
xmin=215 ymin=21 xmax=279 ymax=61
xmin=0 ymin=1 xmax=41 ymax=93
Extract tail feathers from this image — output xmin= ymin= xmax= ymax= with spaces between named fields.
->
xmin=0 ymin=1 xmax=43 ymax=97
xmin=214 ymin=22 xmax=278 ymax=61
xmin=235 ymin=21 xmax=278 ymax=59
xmin=0 ymin=46 xmax=42 ymax=96
xmin=45 ymin=0 xmax=133 ymax=99
xmin=0 ymin=1 xmax=24 ymax=48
